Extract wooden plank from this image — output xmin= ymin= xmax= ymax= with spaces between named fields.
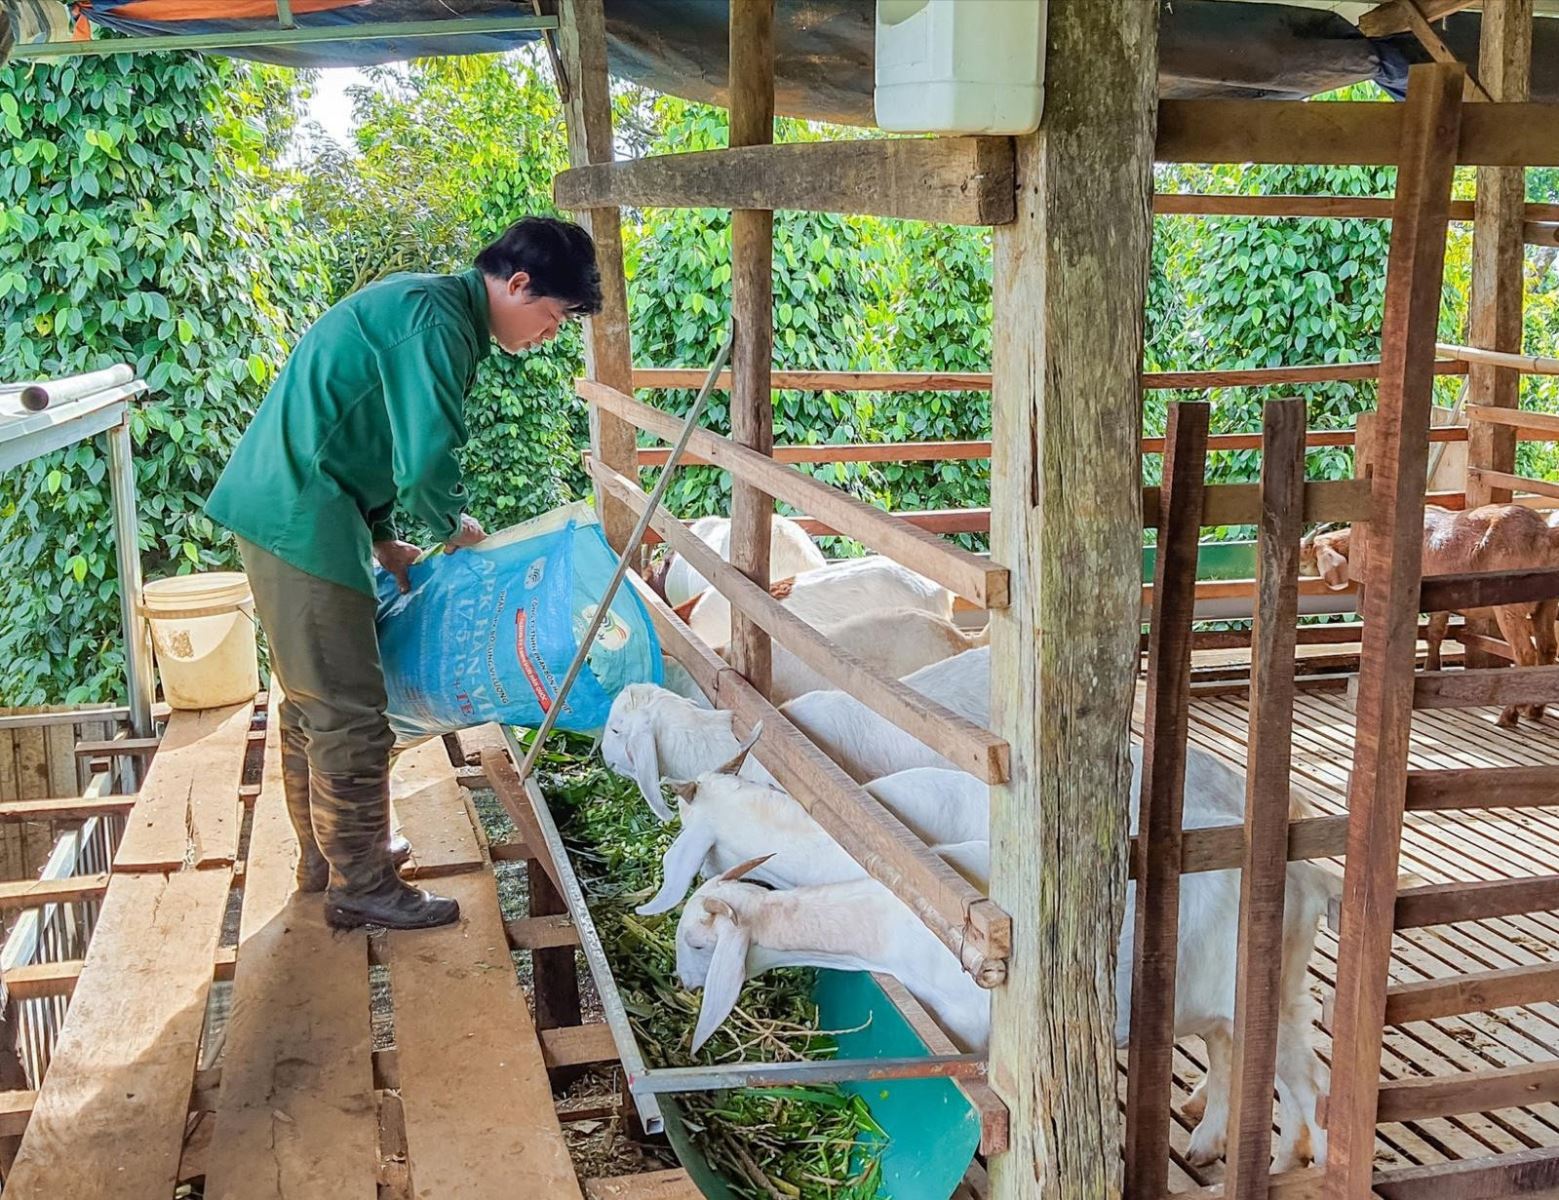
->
xmin=1384 ymin=961 xmax=1559 ymax=1024
xmin=1398 ymin=1 xmax=1492 ymax=102
xmin=1466 ymin=0 xmax=1537 ymax=505
xmin=1404 ymin=763 xmax=1559 ymax=809
xmin=1155 ymin=97 xmax=1559 ymax=167
xmin=987 ymin=4 xmax=1157 ymax=1198
xmin=114 ymin=703 xmax=252 ymax=871
xmin=1419 ymin=565 xmax=1559 ymax=611
xmin=1393 ymin=874 xmax=1559 ymax=928
xmin=1360 ymin=0 xmax=1479 ymax=38
xmin=538 ymin=1023 xmax=619 ymax=1070
xmin=504 ymin=914 xmax=580 ymax=952
xmin=482 ymin=749 xmax=567 ymax=896
xmin=1143 ymin=479 xmax=1373 ymax=528
xmin=559 ymin=0 xmax=636 ymax=551
xmin=583 ymin=380 xmax=1009 ymax=608
xmin=389 ymin=738 xmax=484 ymax=879
xmin=0 ymin=795 xmax=135 ymax=822
xmin=203 ymin=701 xmax=376 ymax=1200
xmin=555 ymin=136 xmax=1016 ymax=226
xmin=1224 ymin=399 xmax=1306 ymax=1200
xmin=529 ymin=861 xmax=584 ymax=1048
xmin=1467 ymin=403 xmax=1559 ymax=437
xmin=726 ymin=0 xmax=778 ymax=698
xmin=388 ymin=871 xmax=583 ymax=1200
xmin=0 ymin=1090 xmax=34 ymax=1138
xmin=1370 ymin=1146 xmax=1559 ymax=1198
xmin=1376 ymin=1061 xmax=1559 ymax=1124
xmin=1125 ymin=403 xmax=1208 ymax=1198
xmin=593 ymin=461 xmax=1010 ymax=782
xmin=2 ymin=960 xmax=81 ymax=1001
xmin=585 ymin=1170 xmax=704 ymax=1200
xmin=72 ymin=735 xmax=159 ymax=759
xmin=4 ymin=869 xmax=230 ymax=1199
xmin=13 ymin=720 xmax=53 ymax=883
xmin=1324 ymin=64 xmax=1465 ymax=1200
xmin=0 ymin=874 xmax=108 ymax=910
xmin=1411 ymin=664 xmax=1559 ymax=710
xmin=1466 ymin=467 xmax=1559 ymax=501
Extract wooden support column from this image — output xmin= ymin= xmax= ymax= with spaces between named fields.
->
xmin=1464 ymin=0 xmax=1533 ymax=508
xmin=1325 ymin=64 xmax=1465 ymax=1200
xmin=558 ymin=0 xmax=637 ymax=551
xmin=726 ymin=0 xmax=776 ymax=695
xmin=987 ymin=5 xmax=1158 ymax=1199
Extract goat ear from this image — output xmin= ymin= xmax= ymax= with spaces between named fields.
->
xmin=637 ymin=825 xmax=718 ymax=915
xmin=672 ymin=591 xmax=704 ymax=623
xmin=621 ymin=713 xmax=673 ymax=822
xmin=719 ymin=852 xmax=774 ymax=883
xmin=714 ymin=720 xmax=764 ymax=775
xmin=1316 ymin=545 xmax=1351 ymax=590
xmin=667 ymin=778 xmax=699 ymax=804
xmin=690 ymin=912 xmax=752 ymax=1053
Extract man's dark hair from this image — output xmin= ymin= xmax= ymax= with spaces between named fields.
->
xmin=474 ymin=216 xmax=603 ymax=316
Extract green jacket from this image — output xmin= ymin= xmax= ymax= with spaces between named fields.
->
xmin=207 ymin=269 xmax=491 ymax=595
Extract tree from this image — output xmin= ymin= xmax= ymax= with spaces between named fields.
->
xmin=0 ymin=53 xmax=330 ymax=704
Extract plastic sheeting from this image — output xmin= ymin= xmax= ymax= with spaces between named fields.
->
xmin=76 ymin=0 xmax=1559 ymax=111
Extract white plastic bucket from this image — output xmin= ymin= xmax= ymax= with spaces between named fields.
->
xmin=141 ymin=572 xmax=259 ymax=710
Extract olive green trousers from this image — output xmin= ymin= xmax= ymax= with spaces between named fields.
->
xmin=237 ymin=537 xmax=397 ymax=777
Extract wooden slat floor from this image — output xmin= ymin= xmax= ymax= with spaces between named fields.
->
xmin=1143 ymin=683 xmax=1559 ymax=1194
xmin=3 ymin=702 xmax=692 ymax=1200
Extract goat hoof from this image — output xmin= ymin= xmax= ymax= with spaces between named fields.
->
xmin=1497 ymin=708 xmax=1519 ymax=728
xmin=1524 ymin=704 xmax=1546 ymax=723
xmin=1185 ymin=1124 xmax=1226 ymax=1168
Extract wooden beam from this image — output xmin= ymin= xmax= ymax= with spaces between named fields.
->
xmin=503 ymin=914 xmax=580 ymax=952
xmin=538 ymin=1023 xmax=620 ymax=1070
xmin=0 ymin=795 xmax=135 ymax=822
xmin=593 ymin=462 xmax=1009 ymax=782
xmin=1324 ymin=64 xmax=1464 ymax=1200
xmin=1465 ymin=0 xmax=1535 ymax=506
xmin=1144 ymin=479 xmax=1373 ymax=527
xmin=1453 ymin=347 xmax=1559 ymax=375
xmin=72 ymin=736 xmax=158 ymax=760
xmin=1155 ymin=98 xmax=1559 ymax=167
xmin=582 ymin=381 xmax=1009 ymax=607
xmin=1419 ymin=565 xmax=1559 ymax=611
xmin=987 ymin=4 xmax=1158 ymax=1199
xmin=726 ymin=0 xmax=777 ymax=698
xmin=1359 ymin=0 xmax=1478 ymax=38
xmin=1124 ymin=404 xmax=1207 ymax=1198
xmin=1410 ymin=663 xmax=1559 ymax=709
xmin=1398 ymin=0 xmax=1493 ymax=102
xmin=1376 ymin=1061 xmax=1559 ymax=1124
xmin=1467 ymin=467 xmax=1559 ymax=501
xmin=559 ymin=0 xmax=636 ymax=551
xmin=1384 ymin=961 xmax=1559 ymax=1024
xmin=555 ymin=137 xmax=1016 ymax=226
xmin=1224 ymin=399 xmax=1306 ymax=1200
xmin=1372 ymin=1147 xmax=1559 ymax=1199
xmin=1392 ymin=874 xmax=1559 ymax=928
xmin=1404 ymin=763 xmax=1559 ymax=808
xmin=0 ymin=874 xmax=108 ymax=910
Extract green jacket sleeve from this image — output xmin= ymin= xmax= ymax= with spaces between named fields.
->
xmin=377 ymin=325 xmax=474 ymax=542
xmin=367 ymin=503 xmax=398 ymax=543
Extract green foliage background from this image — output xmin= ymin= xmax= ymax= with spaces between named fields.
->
xmin=2 ymin=55 xmax=1558 ymax=704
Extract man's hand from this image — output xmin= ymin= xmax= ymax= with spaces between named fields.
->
xmin=445 ymin=513 xmax=487 ymax=553
xmin=373 ymin=539 xmax=422 ymax=595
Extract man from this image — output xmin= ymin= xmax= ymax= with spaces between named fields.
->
xmin=207 ymin=217 xmax=603 ymax=930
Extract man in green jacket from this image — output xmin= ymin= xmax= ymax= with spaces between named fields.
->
xmin=207 ymin=217 xmax=602 ymax=930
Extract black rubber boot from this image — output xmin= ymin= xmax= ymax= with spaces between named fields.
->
xmin=285 ymin=727 xmax=413 ymax=893
xmin=312 ymin=768 xmax=459 ymax=930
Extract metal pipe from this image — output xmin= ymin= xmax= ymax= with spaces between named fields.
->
xmin=9 ymin=13 xmax=556 ymax=59
xmin=500 ymin=730 xmax=666 ymax=1135
xmin=515 ymin=324 xmax=736 ymax=785
xmin=106 ymin=420 xmax=154 ymax=745
xmin=628 ymin=1053 xmax=988 ymax=1096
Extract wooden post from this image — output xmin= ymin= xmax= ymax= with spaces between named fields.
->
xmin=726 ymin=0 xmax=777 ymax=696
xmin=987 ymin=5 xmax=1158 ymax=1199
xmin=1123 ymin=402 xmax=1208 ymax=1200
xmin=1464 ymin=0 xmax=1533 ymax=508
xmin=1325 ymin=64 xmax=1465 ymax=1200
xmin=558 ymin=0 xmax=638 ymax=552
xmin=1222 ymin=398 xmax=1305 ymax=1199
xmin=528 ymin=857 xmax=584 ymax=1086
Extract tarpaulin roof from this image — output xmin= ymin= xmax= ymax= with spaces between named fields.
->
xmin=76 ymin=0 xmax=1559 ymax=114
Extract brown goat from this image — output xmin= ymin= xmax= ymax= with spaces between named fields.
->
xmin=1300 ymin=505 xmax=1559 ymax=727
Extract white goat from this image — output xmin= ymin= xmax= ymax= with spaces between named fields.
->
xmin=765 ymin=608 xmax=985 ymax=705
xmin=659 ymin=515 xmax=827 ymax=609
xmin=674 ymin=742 xmax=1337 ymax=1174
xmin=686 ymin=555 xmax=955 ymax=651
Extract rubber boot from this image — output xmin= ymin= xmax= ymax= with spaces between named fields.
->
xmin=312 ymin=768 xmax=459 ymax=930
xmin=284 ymin=726 xmax=413 ymax=893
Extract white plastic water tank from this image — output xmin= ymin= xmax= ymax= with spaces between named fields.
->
xmin=873 ymin=0 xmax=1047 ymax=136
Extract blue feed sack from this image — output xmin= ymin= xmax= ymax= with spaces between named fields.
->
xmin=376 ymin=502 xmax=663 ymax=741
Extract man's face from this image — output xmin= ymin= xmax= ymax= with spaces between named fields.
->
xmin=489 ymin=271 xmax=571 ymax=353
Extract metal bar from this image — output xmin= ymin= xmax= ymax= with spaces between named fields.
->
xmin=515 ymin=326 xmax=734 ymax=785
xmin=9 ymin=14 xmax=557 ymax=59
xmin=106 ymin=420 xmax=154 ymax=745
xmin=0 ymin=708 xmax=129 ymax=732
xmin=627 ymin=1053 xmax=988 ymax=1096
xmin=501 ymin=729 xmax=664 ymax=1135
xmin=274 ymin=0 xmax=296 ymax=30
xmin=0 ymin=389 xmax=135 ymax=474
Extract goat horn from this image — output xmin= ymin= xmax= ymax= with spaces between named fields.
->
xmin=719 ymin=853 xmax=774 ymax=882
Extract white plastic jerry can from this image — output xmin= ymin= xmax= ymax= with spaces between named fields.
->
xmin=873 ymin=0 xmax=1047 ymax=136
